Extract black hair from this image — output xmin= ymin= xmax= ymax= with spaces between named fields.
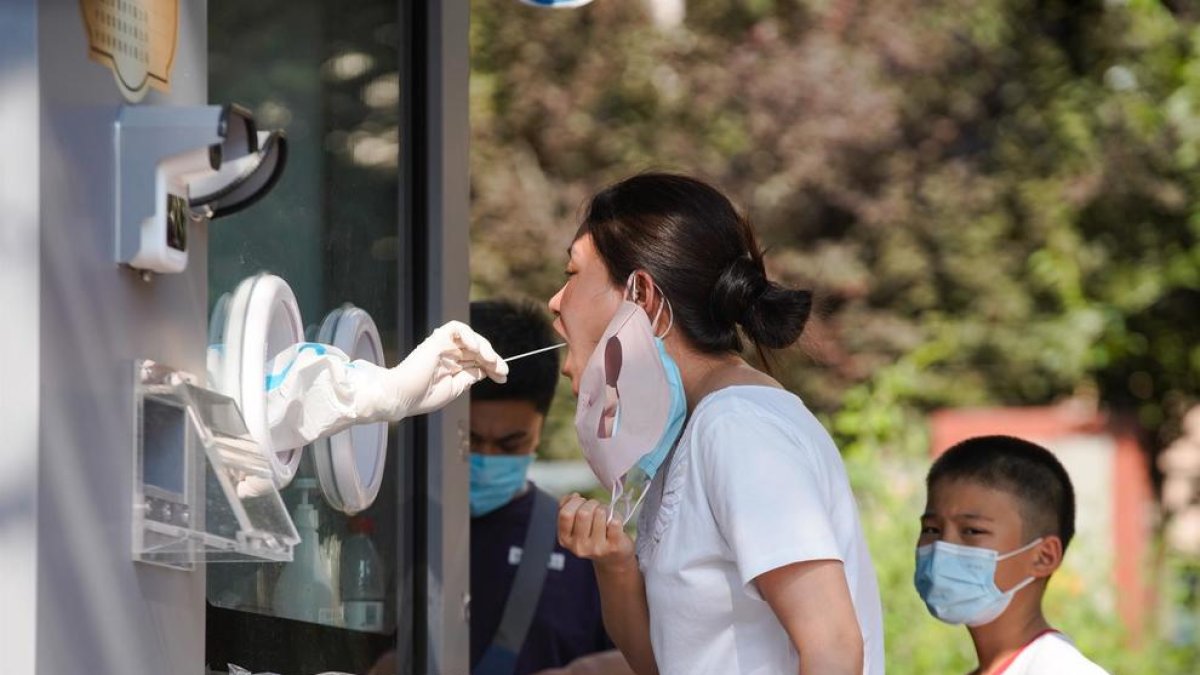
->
xmin=469 ymin=299 xmax=560 ymax=416
xmin=578 ymin=172 xmax=812 ymax=357
xmin=927 ymin=435 xmax=1076 ymax=551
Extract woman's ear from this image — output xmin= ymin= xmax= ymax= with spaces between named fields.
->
xmin=631 ymin=270 xmax=670 ymax=333
xmin=629 ymin=270 xmax=653 ymax=307
xmin=1030 ymin=536 xmax=1064 ymax=578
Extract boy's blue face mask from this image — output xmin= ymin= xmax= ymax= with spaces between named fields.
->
xmin=914 ymin=538 xmax=1042 ymax=626
xmin=469 ymin=453 xmax=534 ymax=517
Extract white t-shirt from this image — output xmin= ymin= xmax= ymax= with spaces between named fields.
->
xmin=636 ymin=386 xmax=884 ymax=675
xmin=1004 ymin=632 xmax=1108 ymax=674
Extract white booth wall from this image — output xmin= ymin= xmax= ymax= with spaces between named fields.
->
xmin=0 ymin=1 xmax=472 ymax=673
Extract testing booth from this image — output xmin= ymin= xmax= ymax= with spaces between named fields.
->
xmin=1 ymin=1 xmax=474 ymax=673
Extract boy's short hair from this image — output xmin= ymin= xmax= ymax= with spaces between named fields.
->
xmin=469 ymin=299 xmax=560 ymax=416
xmin=927 ymin=435 xmax=1076 ymax=551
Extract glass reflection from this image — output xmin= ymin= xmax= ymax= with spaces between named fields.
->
xmin=206 ymin=1 xmax=408 ymax=673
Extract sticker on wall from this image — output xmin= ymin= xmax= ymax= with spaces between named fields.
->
xmin=79 ymin=0 xmax=179 ymax=102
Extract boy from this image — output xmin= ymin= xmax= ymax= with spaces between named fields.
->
xmin=915 ymin=435 xmax=1108 ymax=674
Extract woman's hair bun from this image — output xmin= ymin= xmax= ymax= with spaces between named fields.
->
xmin=711 ymin=256 xmax=768 ymax=326
xmin=743 ymin=283 xmax=812 ymax=349
xmin=711 ymin=256 xmax=811 ymax=350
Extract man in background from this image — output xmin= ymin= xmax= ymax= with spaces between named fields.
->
xmin=469 ymin=299 xmax=631 ymax=675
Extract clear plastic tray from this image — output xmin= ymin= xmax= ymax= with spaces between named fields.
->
xmin=133 ymin=360 xmax=300 ymax=570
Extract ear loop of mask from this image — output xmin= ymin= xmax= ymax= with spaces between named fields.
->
xmin=608 ymin=480 xmax=625 ymax=525
xmin=607 ymin=475 xmax=653 ymax=526
xmin=996 ymin=536 xmax=1044 ymax=561
xmin=625 ymin=272 xmax=675 ymax=339
xmin=988 ymin=537 xmax=1044 ymax=609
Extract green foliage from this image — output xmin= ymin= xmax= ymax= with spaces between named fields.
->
xmin=470 ymin=0 xmax=1200 ymax=670
xmin=470 ymin=0 xmax=1197 ymax=435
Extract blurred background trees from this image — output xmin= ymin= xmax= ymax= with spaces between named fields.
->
xmin=469 ymin=1 xmax=1200 ymax=672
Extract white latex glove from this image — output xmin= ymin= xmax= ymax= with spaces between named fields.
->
xmin=360 ymin=319 xmax=509 ymax=417
xmin=265 ymin=321 xmax=508 ymax=450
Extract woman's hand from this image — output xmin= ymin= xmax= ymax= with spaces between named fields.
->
xmin=557 ymin=493 xmax=636 ymax=571
xmin=558 ymin=494 xmax=657 ymax=675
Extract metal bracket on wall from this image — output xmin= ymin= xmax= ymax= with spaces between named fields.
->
xmin=113 ymin=104 xmax=287 ymax=274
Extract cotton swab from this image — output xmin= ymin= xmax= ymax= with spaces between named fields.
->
xmin=502 ymin=342 xmax=567 ymax=363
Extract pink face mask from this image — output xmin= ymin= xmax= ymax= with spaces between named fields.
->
xmin=574 ymin=274 xmax=685 ymax=524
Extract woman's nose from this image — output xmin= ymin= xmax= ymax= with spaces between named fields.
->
xmin=548 ymin=285 xmax=564 ymax=315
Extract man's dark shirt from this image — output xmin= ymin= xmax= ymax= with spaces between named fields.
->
xmin=470 ymin=483 xmax=612 ymax=674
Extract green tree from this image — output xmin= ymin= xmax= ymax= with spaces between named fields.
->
xmin=470 ymin=1 xmax=1200 ymax=670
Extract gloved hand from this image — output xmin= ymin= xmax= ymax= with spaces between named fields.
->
xmin=359 ymin=319 xmax=508 ymax=418
xmin=265 ymin=321 xmax=508 ymax=450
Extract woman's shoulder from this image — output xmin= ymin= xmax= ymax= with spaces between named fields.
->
xmin=687 ymin=385 xmax=822 ymax=452
xmin=692 ymin=385 xmax=808 ymax=426
xmin=689 ymin=384 xmax=845 ymax=464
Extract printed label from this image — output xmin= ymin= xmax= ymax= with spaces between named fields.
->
xmin=80 ymin=0 xmax=178 ymax=102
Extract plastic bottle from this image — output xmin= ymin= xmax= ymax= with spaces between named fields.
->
xmin=340 ymin=515 xmax=386 ymax=631
xmin=272 ymin=479 xmax=336 ymax=624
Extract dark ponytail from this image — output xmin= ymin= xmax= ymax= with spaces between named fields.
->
xmin=579 ymin=172 xmax=811 ymax=355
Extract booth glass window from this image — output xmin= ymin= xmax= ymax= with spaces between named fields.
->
xmin=205 ymin=2 xmax=412 ymax=673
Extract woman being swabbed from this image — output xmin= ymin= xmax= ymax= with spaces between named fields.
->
xmin=549 ymin=173 xmax=884 ymax=675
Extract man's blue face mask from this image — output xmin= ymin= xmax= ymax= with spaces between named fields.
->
xmin=469 ymin=453 xmax=534 ymax=517
xmin=914 ymin=538 xmax=1043 ymax=626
